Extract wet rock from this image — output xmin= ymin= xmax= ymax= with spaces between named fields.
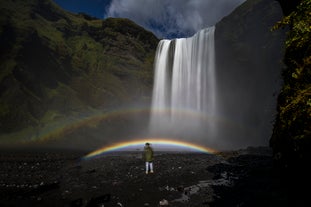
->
xmin=177 ymin=185 xmax=184 ymax=192
xmin=159 ymin=199 xmax=169 ymax=206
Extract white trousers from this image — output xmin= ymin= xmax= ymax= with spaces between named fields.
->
xmin=145 ymin=162 xmax=153 ymax=172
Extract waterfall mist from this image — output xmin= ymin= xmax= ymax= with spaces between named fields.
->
xmin=149 ymin=26 xmax=217 ymax=144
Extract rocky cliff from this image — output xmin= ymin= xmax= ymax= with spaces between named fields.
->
xmin=270 ymin=0 xmax=311 ymax=170
xmin=215 ymin=0 xmax=286 ymax=148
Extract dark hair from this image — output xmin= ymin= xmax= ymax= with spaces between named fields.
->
xmin=145 ymin=142 xmax=150 ymax=146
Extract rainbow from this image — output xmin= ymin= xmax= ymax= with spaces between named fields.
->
xmin=22 ymin=107 xmax=249 ymax=143
xmin=23 ymin=108 xmax=151 ymax=143
xmin=83 ymin=138 xmax=218 ymax=159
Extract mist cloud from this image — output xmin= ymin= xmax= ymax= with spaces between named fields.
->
xmin=107 ymin=0 xmax=246 ymax=38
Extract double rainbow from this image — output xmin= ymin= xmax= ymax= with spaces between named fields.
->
xmin=13 ymin=107 xmax=249 ymax=145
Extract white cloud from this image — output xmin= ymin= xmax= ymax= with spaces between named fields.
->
xmin=107 ymin=0 xmax=246 ymax=39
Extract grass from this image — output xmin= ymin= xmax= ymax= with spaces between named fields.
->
xmin=0 ymin=0 xmax=158 ymax=139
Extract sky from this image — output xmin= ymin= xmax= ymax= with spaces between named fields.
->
xmin=53 ymin=0 xmax=246 ymax=39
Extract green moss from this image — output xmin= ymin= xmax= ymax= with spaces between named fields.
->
xmin=0 ymin=0 xmax=158 ymax=140
xmin=271 ymin=0 xmax=311 ymax=167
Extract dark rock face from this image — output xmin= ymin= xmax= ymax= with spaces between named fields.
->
xmin=0 ymin=0 xmax=158 ymax=138
xmin=214 ymin=0 xmax=286 ymax=148
xmin=276 ymin=0 xmax=302 ymax=15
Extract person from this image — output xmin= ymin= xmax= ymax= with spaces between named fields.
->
xmin=143 ymin=142 xmax=154 ymax=174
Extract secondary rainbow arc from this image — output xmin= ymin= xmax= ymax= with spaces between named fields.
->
xmin=83 ymin=138 xmax=217 ymax=159
xmin=11 ymin=107 xmax=251 ymax=145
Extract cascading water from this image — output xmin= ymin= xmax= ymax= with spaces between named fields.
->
xmin=149 ymin=26 xmax=216 ymax=139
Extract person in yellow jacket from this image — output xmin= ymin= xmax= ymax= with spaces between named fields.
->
xmin=143 ymin=142 xmax=154 ymax=174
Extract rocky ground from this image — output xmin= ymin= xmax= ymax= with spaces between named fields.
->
xmin=0 ymin=147 xmax=301 ymax=207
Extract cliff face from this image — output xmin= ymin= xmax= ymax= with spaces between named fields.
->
xmin=214 ymin=0 xmax=286 ymax=148
xmin=0 ymin=0 xmax=158 ymax=141
xmin=270 ymin=0 xmax=311 ymax=169
xmin=276 ymin=0 xmax=302 ymax=15
xmin=215 ymin=0 xmax=310 ymax=172
xmin=269 ymin=1 xmax=310 ymax=204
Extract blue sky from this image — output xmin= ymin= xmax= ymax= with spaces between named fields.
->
xmin=53 ymin=0 xmax=245 ymax=39
xmin=53 ymin=0 xmax=112 ymax=19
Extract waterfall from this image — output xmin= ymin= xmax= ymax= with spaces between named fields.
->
xmin=149 ymin=26 xmax=216 ymax=137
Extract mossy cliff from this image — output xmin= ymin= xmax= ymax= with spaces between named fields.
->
xmin=270 ymin=0 xmax=311 ymax=168
xmin=0 ymin=0 xmax=158 ymax=141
